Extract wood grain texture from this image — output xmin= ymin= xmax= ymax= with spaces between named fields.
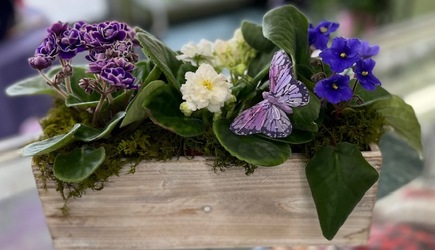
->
xmin=33 ymin=148 xmax=382 ymax=250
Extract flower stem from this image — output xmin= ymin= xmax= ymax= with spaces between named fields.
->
xmin=93 ymin=93 xmax=107 ymax=126
xmin=61 ymin=59 xmax=73 ymax=94
xmin=39 ymin=71 xmax=68 ymax=99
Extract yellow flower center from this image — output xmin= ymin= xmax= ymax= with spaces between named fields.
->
xmin=203 ymin=79 xmax=213 ymax=90
xmin=340 ymin=52 xmax=347 ymax=58
xmin=362 ymin=71 xmax=369 ymax=76
xmin=332 ymin=83 xmax=339 ymax=90
xmin=320 ymin=27 xmax=328 ymax=33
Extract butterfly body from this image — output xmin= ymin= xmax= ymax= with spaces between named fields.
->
xmin=230 ymin=50 xmax=309 ymax=138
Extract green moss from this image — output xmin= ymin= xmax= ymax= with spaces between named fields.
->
xmin=299 ymin=105 xmax=385 ymax=158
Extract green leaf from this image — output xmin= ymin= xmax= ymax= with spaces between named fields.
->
xmin=134 ymin=60 xmax=154 ymax=84
xmin=53 ymin=146 xmax=106 ymax=183
xmin=21 ymin=111 xmax=125 ymax=157
xmin=5 ymin=74 xmax=56 ymax=97
xmin=21 ymin=124 xmax=81 ymax=157
xmin=75 ymin=112 xmax=126 ymax=141
xmin=65 ymin=95 xmax=99 ymax=108
xmin=247 ymin=49 xmax=275 ymax=81
xmin=263 ymin=5 xmax=310 ymax=70
xmin=291 ymin=92 xmax=320 ymax=132
xmin=121 ymin=80 xmax=166 ymax=127
xmin=241 ymin=21 xmax=275 ymax=52
xmin=350 ymin=84 xmax=392 ymax=107
xmin=372 ymin=95 xmax=423 ymax=157
xmin=143 ymin=84 xmax=205 ymax=137
xmin=136 ymin=28 xmax=182 ymax=90
xmin=305 ymin=142 xmax=379 ymax=240
xmin=213 ymin=119 xmax=291 ymax=166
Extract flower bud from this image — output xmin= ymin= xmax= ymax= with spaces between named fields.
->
xmin=28 ymin=55 xmax=53 ymax=70
xmin=179 ymin=102 xmax=193 ymax=117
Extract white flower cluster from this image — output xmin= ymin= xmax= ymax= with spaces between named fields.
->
xmin=177 ymin=28 xmax=256 ymax=115
xmin=175 ymin=39 xmax=214 ymax=66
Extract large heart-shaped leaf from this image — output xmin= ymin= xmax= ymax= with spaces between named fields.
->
xmin=136 ymin=28 xmax=182 ymax=90
xmin=305 ymin=142 xmax=379 ymax=240
xmin=53 ymin=146 xmax=106 ymax=183
xmin=372 ymin=95 xmax=423 ymax=157
xmin=263 ymin=5 xmax=310 ymax=69
xmin=213 ymin=119 xmax=290 ymax=166
xmin=143 ymin=84 xmax=204 ymax=137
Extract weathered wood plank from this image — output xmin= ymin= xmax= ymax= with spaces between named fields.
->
xmin=33 ymin=149 xmax=381 ymax=249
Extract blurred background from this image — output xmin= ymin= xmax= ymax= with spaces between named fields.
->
xmin=1 ymin=0 xmax=435 ymax=249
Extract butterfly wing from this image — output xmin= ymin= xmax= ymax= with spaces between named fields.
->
xmin=269 ymin=50 xmax=293 ymax=96
xmin=230 ymin=100 xmax=270 ymax=136
xmin=279 ymin=79 xmax=310 ymax=108
xmin=261 ymin=104 xmax=292 ymax=138
xmin=230 ymin=100 xmax=291 ymax=138
xmin=270 ymin=50 xmax=310 ymax=109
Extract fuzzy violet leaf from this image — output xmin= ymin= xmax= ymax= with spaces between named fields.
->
xmin=121 ymin=80 xmax=165 ymax=127
xmin=21 ymin=124 xmax=81 ymax=157
xmin=22 ymin=112 xmax=125 ymax=157
xmin=372 ymin=95 xmax=423 ymax=157
xmin=136 ymin=28 xmax=182 ymax=90
xmin=305 ymin=142 xmax=379 ymax=240
xmin=53 ymin=146 xmax=106 ymax=183
xmin=5 ymin=67 xmax=61 ymax=97
xmin=214 ymin=119 xmax=291 ymax=166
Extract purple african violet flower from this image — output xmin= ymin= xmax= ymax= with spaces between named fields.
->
xmin=355 ymin=59 xmax=381 ymax=91
xmin=58 ymin=27 xmax=86 ymax=59
xmin=309 ymin=21 xmax=339 ymax=50
xmin=28 ymin=54 xmax=54 ymax=70
xmin=35 ymin=33 xmax=58 ymax=57
xmin=47 ymin=21 xmax=68 ymax=36
xmin=359 ymin=40 xmax=380 ymax=59
xmin=314 ymin=74 xmax=352 ymax=104
xmin=100 ymin=66 xmax=136 ymax=89
xmin=29 ymin=32 xmax=58 ymax=70
xmin=85 ymin=21 xmax=133 ymax=48
xmin=107 ymin=57 xmax=135 ymax=72
xmin=86 ymin=48 xmax=108 ymax=73
xmin=320 ymin=37 xmax=361 ymax=73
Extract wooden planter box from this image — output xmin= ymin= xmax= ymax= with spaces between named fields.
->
xmin=33 ymin=147 xmax=381 ymax=249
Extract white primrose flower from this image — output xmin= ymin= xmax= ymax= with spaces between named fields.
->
xmin=180 ymin=63 xmax=233 ymax=113
xmin=176 ymin=39 xmax=214 ymax=65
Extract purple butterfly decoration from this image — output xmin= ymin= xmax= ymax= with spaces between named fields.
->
xmin=230 ymin=50 xmax=310 ymax=138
